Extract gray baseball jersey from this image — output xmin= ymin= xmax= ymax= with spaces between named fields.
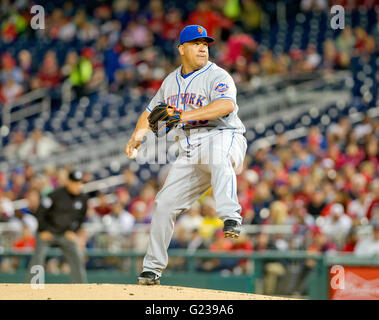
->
xmin=146 ymin=61 xmax=245 ymax=134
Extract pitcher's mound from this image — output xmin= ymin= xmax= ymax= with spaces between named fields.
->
xmin=0 ymin=284 xmax=294 ymax=300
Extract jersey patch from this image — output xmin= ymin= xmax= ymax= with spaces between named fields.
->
xmin=214 ymin=82 xmax=229 ymax=93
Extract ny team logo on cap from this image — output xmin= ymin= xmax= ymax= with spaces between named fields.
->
xmin=179 ymin=25 xmax=215 ymax=45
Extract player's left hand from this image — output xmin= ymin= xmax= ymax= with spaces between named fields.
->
xmin=148 ymin=102 xmax=182 ymax=137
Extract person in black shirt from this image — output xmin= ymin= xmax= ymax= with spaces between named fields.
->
xmin=26 ymin=170 xmax=88 ymax=283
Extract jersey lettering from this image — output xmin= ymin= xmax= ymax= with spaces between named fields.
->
xmin=188 ymin=93 xmax=196 ymax=105
xmin=195 ymin=95 xmax=206 ymax=107
xmin=180 ymin=93 xmax=189 ymax=105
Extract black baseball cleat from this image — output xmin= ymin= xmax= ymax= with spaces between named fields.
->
xmin=223 ymin=219 xmax=241 ymax=238
xmin=137 ymin=271 xmax=161 ymax=285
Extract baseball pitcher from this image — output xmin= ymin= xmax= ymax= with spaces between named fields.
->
xmin=125 ymin=25 xmax=247 ymax=285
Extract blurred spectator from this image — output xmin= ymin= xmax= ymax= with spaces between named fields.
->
xmin=3 ymin=129 xmax=25 ymax=159
xmin=250 ymin=181 xmax=273 ymax=224
xmin=161 ymin=8 xmax=184 ymax=43
xmin=336 ymin=26 xmax=356 ymax=57
xmin=80 ymin=47 xmax=106 ymax=92
xmin=0 ymin=52 xmax=24 ymax=85
xmin=187 ymin=228 xmax=207 ymax=253
xmin=198 ymin=197 xmax=224 ymax=241
xmin=347 ymin=183 xmax=371 ymax=222
xmin=8 ymin=167 xmax=28 ymax=200
xmin=186 ymin=2 xmax=222 ymax=39
xmin=123 ymin=168 xmax=142 ymax=199
xmin=121 ymin=20 xmax=154 ymax=49
xmin=18 ymin=129 xmax=63 ymax=160
xmin=76 ymin=11 xmax=99 ymax=42
xmin=24 ymin=188 xmax=41 ymax=214
xmin=306 ymin=126 xmax=326 ymax=154
xmin=0 ymin=77 xmax=24 ymax=104
xmin=363 ymin=136 xmax=378 ymax=170
xmin=366 ymin=179 xmax=379 ymax=221
xmin=17 ymin=49 xmax=34 ymax=88
xmin=320 ymin=39 xmax=338 ymax=72
xmin=307 ymin=187 xmax=327 ymax=218
xmin=0 ymin=9 xmax=27 ymax=43
xmin=146 ymin=0 xmax=165 ymax=37
xmin=115 ymin=187 xmax=131 ymax=210
xmin=169 ymin=226 xmax=189 ymax=249
xmin=94 ymin=192 xmax=112 ymax=216
xmin=290 ymin=140 xmax=315 ymax=174
xmin=319 ymin=203 xmax=352 ymax=247
xmin=268 ymin=201 xmax=289 ymax=225
xmin=103 ymin=201 xmax=135 ymax=236
xmin=12 ymin=226 xmax=36 ymax=251
xmin=35 ymin=51 xmax=62 ymax=89
xmin=61 ymin=51 xmax=79 ymax=79
xmin=130 ymin=200 xmax=150 ymax=224
xmin=300 ymin=0 xmax=328 ymax=11
xmin=237 ymin=172 xmax=255 ymax=222
xmin=353 ymin=27 xmax=376 ymax=55
xmin=304 ymin=45 xmax=321 ymax=71
xmin=220 ymin=27 xmax=257 ymax=68
xmin=176 ymin=202 xmax=204 ymax=235
xmin=129 ymin=183 xmax=155 ymax=220
xmin=45 ymin=8 xmax=67 ymax=40
xmin=69 ymin=49 xmax=94 ymax=97
xmin=0 ymin=189 xmax=14 ymax=221
xmin=8 ymin=208 xmax=38 ymax=235
xmin=354 ymin=220 xmax=379 ymax=256
xmin=340 ymin=228 xmax=359 ymax=253
xmin=239 ymin=0 xmax=262 ymax=33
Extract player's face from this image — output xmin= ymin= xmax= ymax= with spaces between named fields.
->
xmin=179 ymin=39 xmax=209 ymax=71
xmin=66 ymin=180 xmax=83 ymax=195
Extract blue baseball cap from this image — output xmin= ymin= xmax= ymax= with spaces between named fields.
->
xmin=179 ymin=25 xmax=215 ymax=45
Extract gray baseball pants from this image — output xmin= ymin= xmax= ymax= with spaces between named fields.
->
xmin=142 ymin=130 xmax=247 ymax=276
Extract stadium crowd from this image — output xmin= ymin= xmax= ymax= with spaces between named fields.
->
xmin=1 ymin=0 xmax=378 ymax=105
xmin=1 ymin=116 xmax=378 ymax=268
xmin=0 ymin=0 xmax=379 ymax=295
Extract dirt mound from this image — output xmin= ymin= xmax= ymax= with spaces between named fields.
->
xmin=0 ymin=284 xmax=294 ymax=300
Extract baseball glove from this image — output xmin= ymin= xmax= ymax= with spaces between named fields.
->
xmin=148 ymin=102 xmax=182 ymax=137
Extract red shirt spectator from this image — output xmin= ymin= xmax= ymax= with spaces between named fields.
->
xmin=94 ymin=192 xmax=112 ymax=216
xmin=162 ymin=8 xmax=184 ymax=42
xmin=186 ymin=1 xmax=222 ymax=38
xmin=209 ymin=230 xmax=233 ymax=251
xmin=12 ymin=227 xmax=36 ymax=251
xmin=38 ymin=52 xmax=62 ymax=89
xmin=221 ymin=33 xmax=257 ymax=67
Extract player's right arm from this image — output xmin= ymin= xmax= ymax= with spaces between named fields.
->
xmin=124 ymin=110 xmax=150 ymax=158
xmin=125 ymin=81 xmax=167 ymax=157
